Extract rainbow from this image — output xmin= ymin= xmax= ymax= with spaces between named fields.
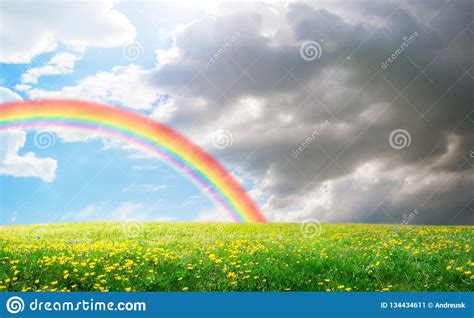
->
xmin=0 ymin=99 xmax=265 ymax=223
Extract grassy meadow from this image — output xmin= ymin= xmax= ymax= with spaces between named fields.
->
xmin=0 ymin=222 xmax=472 ymax=292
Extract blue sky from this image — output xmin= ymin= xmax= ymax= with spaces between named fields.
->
xmin=1 ymin=1 xmax=472 ymax=225
xmin=0 ymin=2 xmax=225 ymax=225
xmin=0 ymin=136 xmax=214 ymax=224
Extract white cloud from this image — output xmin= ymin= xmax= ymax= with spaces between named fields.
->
xmin=0 ymin=130 xmax=57 ymax=182
xmin=61 ymin=201 xmax=174 ymax=222
xmin=195 ymin=207 xmax=233 ymax=222
xmin=150 ymin=98 xmax=177 ymax=122
xmin=21 ymin=52 xmax=81 ymax=84
xmin=123 ymin=183 xmax=167 ymax=192
xmin=0 ymin=87 xmax=22 ymax=102
xmin=13 ymin=84 xmax=31 ymax=92
xmin=0 ymin=88 xmax=57 ymax=182
xmin=131 ymin=164 xmax=160 ymax=171
xmin=27 ymin=64 xmax=158 ymax=109
xmin=0 ymin=0 xmax=136 ymax=63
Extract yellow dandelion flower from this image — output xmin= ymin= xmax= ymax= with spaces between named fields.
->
xmin=227 ymin=272 xmax=238 ymax=279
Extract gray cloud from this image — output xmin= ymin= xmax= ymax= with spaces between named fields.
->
xmin=146 ymin=1 xmax=473 ymax=225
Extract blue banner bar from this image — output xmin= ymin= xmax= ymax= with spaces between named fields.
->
xmin=0 ymin=292 xmax=471 ymax=318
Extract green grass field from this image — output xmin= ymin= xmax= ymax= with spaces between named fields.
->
xmin=0 ymin=223 xmax=472 ymax=292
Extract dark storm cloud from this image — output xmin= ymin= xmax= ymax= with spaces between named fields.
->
xmin=150 ymin=1 xmax=473 ymax=224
